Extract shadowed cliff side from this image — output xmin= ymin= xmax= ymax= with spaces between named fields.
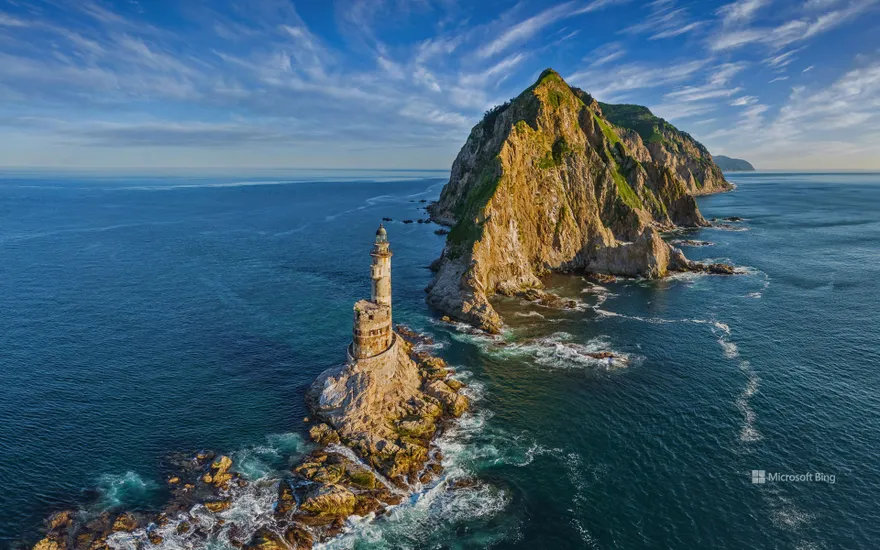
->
xmin=426 ymin=69 xmax=733 ymax=332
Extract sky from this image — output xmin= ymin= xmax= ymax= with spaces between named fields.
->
xmin=0 ymin=0 xmax=878 ymax=170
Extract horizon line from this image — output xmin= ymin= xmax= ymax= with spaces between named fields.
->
xmin=3 ymin=166 xmax=880 ymax=174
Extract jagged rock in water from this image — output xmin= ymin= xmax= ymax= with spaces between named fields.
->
xmin=426 ymin=68 xmax=732 ymax=332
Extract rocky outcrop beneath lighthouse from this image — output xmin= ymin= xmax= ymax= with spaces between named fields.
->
xmin=307 ymin=331 xmax=467 ymax=486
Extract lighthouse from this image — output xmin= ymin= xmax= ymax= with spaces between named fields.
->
xmin=350 ymin=224 xmax=395 ymax=361
xmin=370 ymin=224 xmax=392 ymax=307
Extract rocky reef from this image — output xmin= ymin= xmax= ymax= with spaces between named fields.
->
xmin=426 ymin=69 xmax=734 ymax=332
xmin=30 ymin=327 xmax=467 ymax=550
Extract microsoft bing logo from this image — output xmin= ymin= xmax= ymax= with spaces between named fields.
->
xmin=751 ymin=470 xmax=766 ymax=484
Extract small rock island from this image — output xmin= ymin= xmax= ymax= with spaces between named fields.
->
xmin=32 ymin=225 xmax=467 ymax=550
xmin=426 ymin=68 xmax=736 ymax=332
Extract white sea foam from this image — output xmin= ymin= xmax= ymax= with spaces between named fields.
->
xmin=561 ymin=452 xmax=603 ymax=547
xmin=318 ymin=393 xmax=541 ymax=548
xmin=669 ymin=239 xmax=715 ymax=247
xmin=233 ymin=432 xmax=311 ymax=479
xmin=708 ymin=224 xmax=750 ymax=232
xmin=491 ymin=332 xmax=638 ymax=370
xmin=96 ymin=471 xmax=156 ymax=509
xmin=107 ymin=432 xmax=308 ymax=550
xmin=769 ymin=495 xmax=816 ymax=531
xmin=430 ymin=318 xmax=505 ymax=346
xmin=108 ymin=363 xmax=525 ymax=550
xmin=514 ymin=310 xmax=545 ymax=319
xmin=712 ymin=325 xmax=762 ymax=443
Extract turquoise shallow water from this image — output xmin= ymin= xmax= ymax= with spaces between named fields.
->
xmin=1 ymin=171 xmax=879 ymax=548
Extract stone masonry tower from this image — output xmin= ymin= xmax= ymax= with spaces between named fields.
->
xmin=350 ymin=225 xmax=394 ymax=361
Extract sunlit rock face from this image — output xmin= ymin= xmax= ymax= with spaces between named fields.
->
xmin=426 ymin=69 xmax=732 ymax=332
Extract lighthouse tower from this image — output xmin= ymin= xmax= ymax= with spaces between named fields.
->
xmin=350 ymin=225 xmax=395 ymax=361
xmin=370 ymin=224 xmax=392 ymax=307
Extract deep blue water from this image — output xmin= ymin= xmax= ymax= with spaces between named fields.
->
xmin=1 ymin=171 xmax=878 ymax=549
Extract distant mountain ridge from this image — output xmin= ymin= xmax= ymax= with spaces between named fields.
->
xmin=426 ymin=68 xmax=734 ymax=332
xmin=714 ymin=155 xmax=755 ymax=172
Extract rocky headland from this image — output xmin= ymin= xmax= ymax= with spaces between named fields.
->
xmin=713 ymin=155 xmax=755 ymax=172
xmin=426 ymin=69 xmax=735 ymax=332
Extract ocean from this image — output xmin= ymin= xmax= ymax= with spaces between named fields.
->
xmin=1 ymin=170 xmax=878 ymax=549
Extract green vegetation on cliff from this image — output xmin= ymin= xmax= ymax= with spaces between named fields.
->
xmin=714 ymin=155 xmax=755 ymax=171
xmin=599 ymin=102 xmax=667 ymax=144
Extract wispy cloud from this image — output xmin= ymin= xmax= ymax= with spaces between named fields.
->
xmin=583 ymin=42 xmax=626 ymax=68
xmin=623 ymin=0 xmax=704 ymax=41
xmin=703 ymin=58 xmax=880 ymax=167
xmin=568 ymin=59 xmax=709 ymax=100
xmin=649 ymin=63 xmax=748 ymax=121
xmin=764 ymin=48 xmax=803 ymax=69
xmin=664 ymin=63 xmax=748 ymax=102
xmin=709 ymin=0 xmax=879 ymax=51
xmin=0 ymin=12 xmax=29 ymax=27
xmin=478 ymin=2 xmax=576 ymax=58
xmin=730 ymin=95 xmax=759 ymax=106
xmin=478 ymin=0 xmax=629 ymax=58
xmin=717 ymin=0 xmax=768 ymax=26
xmin=0 ymin=0 xmax=878 ymax=169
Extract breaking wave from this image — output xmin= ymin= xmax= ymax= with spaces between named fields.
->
xmin=318 ymin=373 xmax=542 ymax=548
xmin=96 ymin=471 xmax=157 ymax=510
xmin=490 ymin=332 xmax=639 ymax=371
xmin=514 ymin=310 xmax=545 ymax=319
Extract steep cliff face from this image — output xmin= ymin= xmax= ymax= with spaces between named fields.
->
xmin=598 ymin=102 xmax=731 ymax=195
xmin=426 ymin=69 xmax=732 ymax=332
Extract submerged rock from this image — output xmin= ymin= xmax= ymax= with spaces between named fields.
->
xmin=587 ymin=273 xmax=618 ymax=284
xmin=706 ymin=263 xmax=736 ymax=275
xmin=46 ymin=511 xmax=73 ymax=532
xmin=516 ymin=288 xmax=579 ymax=310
